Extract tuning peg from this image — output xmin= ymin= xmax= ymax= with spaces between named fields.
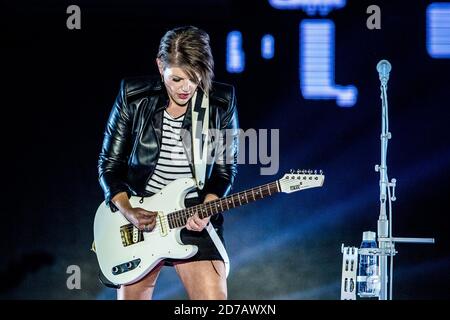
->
xmin=290 ymin=169 xmax=294 ymax=174
xmin=296 ymin=169 xmax=301 ymax=174
xmin=320 ymin=170 xmax=323 ymax=175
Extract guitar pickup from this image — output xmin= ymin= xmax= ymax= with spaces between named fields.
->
xmin=111 ymin=258 xmax=141 ymax=275
xmin=158 ymin=212 xmax=168 ymax=237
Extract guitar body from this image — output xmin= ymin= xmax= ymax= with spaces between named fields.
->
xmin=93 ymin=170 xmax=325 ymax=286
xmin=93 ymin=178 xmax=198 ymax=285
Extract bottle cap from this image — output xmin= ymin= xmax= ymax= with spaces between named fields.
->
xmin=362 ymin=231 xmax=376 ymax=241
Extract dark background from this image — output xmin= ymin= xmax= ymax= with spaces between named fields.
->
xmin=1 ymin=0 xmax=449 ymax=299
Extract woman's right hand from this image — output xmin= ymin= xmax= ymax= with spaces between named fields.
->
xmin=122 ymin=208 xmax=158 ymax=232
xmin=112 ymin=192 xmax=158 ymax=232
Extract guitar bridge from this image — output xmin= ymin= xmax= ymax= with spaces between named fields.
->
xmin=120 ymin=224 xmax=143 ymax=247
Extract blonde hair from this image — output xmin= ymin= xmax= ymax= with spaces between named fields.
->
xmin=157 ymin=26 xmax=214 ymax=93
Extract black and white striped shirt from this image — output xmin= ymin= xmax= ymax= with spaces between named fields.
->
xmin=146 ymin=110 xmax=199 ymax=199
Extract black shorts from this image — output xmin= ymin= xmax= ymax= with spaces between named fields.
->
xmin=164 ymin=197 xmax=225 ymax=266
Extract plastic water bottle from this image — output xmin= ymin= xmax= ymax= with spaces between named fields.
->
xmin=357 ymin=231 xmax=380 ymax=298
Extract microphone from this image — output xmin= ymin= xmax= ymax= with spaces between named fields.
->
xmin=376 ymin=59 xmax=392 ymax=86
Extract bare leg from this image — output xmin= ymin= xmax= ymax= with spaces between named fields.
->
xmin=117 ymin=262 xmax=163 ymax=300
xmin=175 ymin=260 xmax=227 ymax=300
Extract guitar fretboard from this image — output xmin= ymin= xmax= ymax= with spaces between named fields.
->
xmin=167 ymin=181 xmax=280 ymax=229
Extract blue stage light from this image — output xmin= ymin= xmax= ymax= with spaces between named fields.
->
xmin=268 ymin=0 xmax=346 ymax=16
xmin=227 ymin=31 xmax=245 ymax=73
xmin=427 ymin=3 xmax=450 ymax=58
xmin=300 ymin=20 xmax=357 ymax=107
xmin=262 ymin=34 xmax=275 ymax=59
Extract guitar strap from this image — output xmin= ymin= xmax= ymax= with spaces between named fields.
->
xmin=191 ymin=89 xmax=230 ymax=278
xmin=190 ymin=89 xmax=209 ymax=190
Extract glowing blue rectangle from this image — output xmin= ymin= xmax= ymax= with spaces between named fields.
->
xmin=261 ymin=34 xmax=275 ymax=59
xmin=427 ymin=3 xmax=450 ymax=58
xmin=227 ymin=31 xmax=245 ymax=73
xmin=268 ymin=0 xmax=346 ymax=16
xmin=300 ymin=19 xmax=357 ymax=107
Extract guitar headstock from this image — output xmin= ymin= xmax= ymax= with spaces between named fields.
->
xmin=278 ymin=169 xmax=325 ymax=193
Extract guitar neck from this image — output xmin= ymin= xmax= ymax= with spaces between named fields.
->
xmin=167 ymin=181 xmax=280 ymax=229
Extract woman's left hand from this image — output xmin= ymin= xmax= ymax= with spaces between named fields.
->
xmin=185 ymin=194 xmax=218 ymax=232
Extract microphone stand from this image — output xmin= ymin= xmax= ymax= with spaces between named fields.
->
xmin=375 ymin=60 xmax=435 ymax=300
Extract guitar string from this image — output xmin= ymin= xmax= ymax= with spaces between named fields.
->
xmin=122 ymin=177 xmax=317 ymax=234
xmin=120 ymin=177 xmax=317 ymax=234
xmin=123 ymin=183 xmax=279 ymax=234
xmin=122 ymin=182 xmax=281 ymax=234
xmin=124 ymin=176 xmax=319 ymax=234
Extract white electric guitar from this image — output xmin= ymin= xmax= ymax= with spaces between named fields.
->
xmin=93 ymin=170 xmax=324 ymax=285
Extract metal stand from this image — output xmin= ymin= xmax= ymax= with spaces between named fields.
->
xmin=340 ymin=245 xmax=358 ymax=300
xmin=341 ymin=60 xmax=435 ymax=300
xmin=375 ymin=60 xmax=435 ymax=300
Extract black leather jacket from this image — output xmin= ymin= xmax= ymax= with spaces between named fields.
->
xmin=98 ymin=75 xmax=239 ymax=209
